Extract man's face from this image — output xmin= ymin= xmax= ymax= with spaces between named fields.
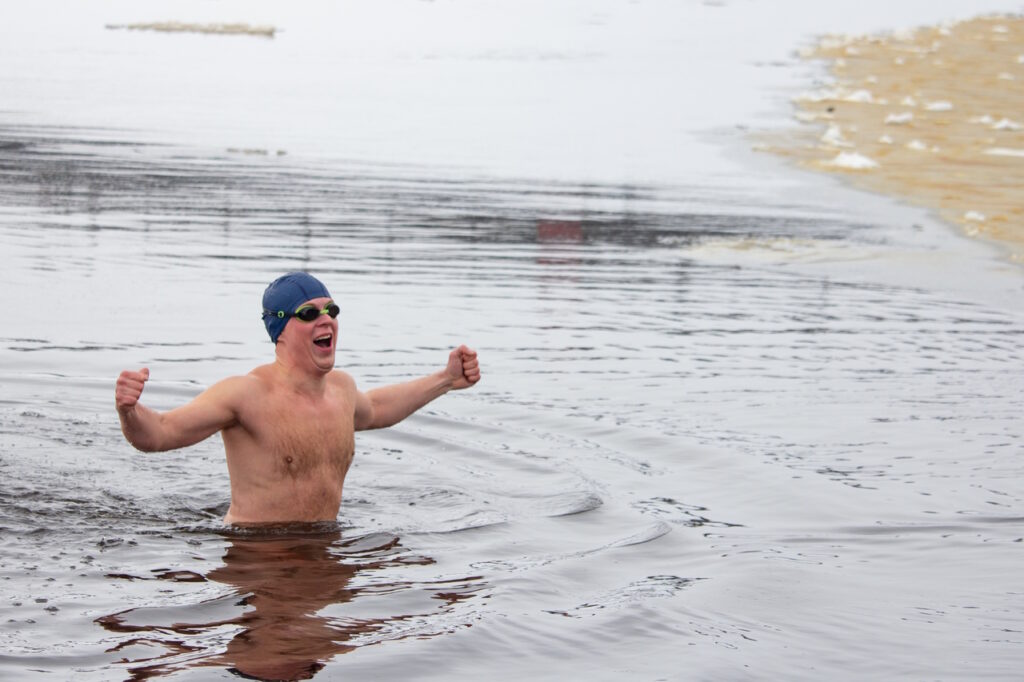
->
xmin=279 ymin=297 xmax=338 ymax=372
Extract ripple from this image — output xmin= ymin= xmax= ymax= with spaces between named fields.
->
xmin=546 ymin=575 xmax=700 ymax=618
xmin=1 ymin=115 xmax=1022 ymax=680
xmin=633 ymin=497 xmax=743 ymax=528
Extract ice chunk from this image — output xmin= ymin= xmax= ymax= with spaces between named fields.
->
xmin=984 ymin=147 xmax=1024 ymax=157
xmin=843 ymin=89 xmax=874 ymax=103
xmin=885 ymin=112 xmax=914 ymax=125
xmin=826 ymin=152 xmax=878 ymax=169
xmin=821 ymin=124 xmax=853 ymax=147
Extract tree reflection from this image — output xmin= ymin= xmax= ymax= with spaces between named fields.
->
xmin=96 ymin=527 xmax=481 ymax=680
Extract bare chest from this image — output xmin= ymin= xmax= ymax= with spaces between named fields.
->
xmin=246 ymin=390 xmax=355 ymax=480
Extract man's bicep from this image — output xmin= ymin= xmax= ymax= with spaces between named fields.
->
xmin=159 ymin=378 xmax=243 ymax=449
xmin=353 ymin=386 xmax=375 ymax=431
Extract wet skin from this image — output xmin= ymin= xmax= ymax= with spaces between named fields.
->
xmin=115 ymin=297 xmax=481 ymax=524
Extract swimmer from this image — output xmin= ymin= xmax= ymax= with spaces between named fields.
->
xmin=114 ymin=272 xmax=481 ymax=525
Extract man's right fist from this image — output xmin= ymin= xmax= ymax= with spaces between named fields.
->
xmin=116 ymin=367 xmax=150 ymax=411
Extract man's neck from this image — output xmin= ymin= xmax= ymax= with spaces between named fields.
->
xmin=270 ymin=354 xmax=330 ymax=395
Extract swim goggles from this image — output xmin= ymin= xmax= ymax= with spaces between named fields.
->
xmin=263 ymin=301 xmax=340 ymax=322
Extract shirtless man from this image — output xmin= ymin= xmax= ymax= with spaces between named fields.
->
xmin=115 ymin=272 xmax=481 ymax=525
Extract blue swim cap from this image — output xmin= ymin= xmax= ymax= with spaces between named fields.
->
xmin=262 ymin=272 xmax=332 ymax=343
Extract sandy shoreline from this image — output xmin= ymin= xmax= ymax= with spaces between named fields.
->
xmin=764 ymin=15 xmax=1024 ymax=262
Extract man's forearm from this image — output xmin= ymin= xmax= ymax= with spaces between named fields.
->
xmin=118 ymin=404 xmax=167 ymax=452
xmin=364 ymin=371 xmax=453 ymax=430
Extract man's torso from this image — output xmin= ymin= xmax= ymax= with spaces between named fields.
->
xmin=220 ymin=368 xmax=356 ymax=524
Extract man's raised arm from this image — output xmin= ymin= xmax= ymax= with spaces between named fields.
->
xmin=115 ymin=368 xmax=241 ymax=452
xmin=354 ymin=345 xmax=481 ymax=431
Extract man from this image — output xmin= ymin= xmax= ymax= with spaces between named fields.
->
xmin=115 ymin=272 xmax=481 ymax=525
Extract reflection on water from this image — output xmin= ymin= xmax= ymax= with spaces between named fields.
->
xmin=96 ymin=529 xmax=481 ymax=680
xmin=0 ymin=125 xmax=867 ymax=248
xmin=1 ymin=122 xmax=1022 ymax=680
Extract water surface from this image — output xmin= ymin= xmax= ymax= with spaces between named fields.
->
xmin=2 ymin=1 xmax=1024 ymax=679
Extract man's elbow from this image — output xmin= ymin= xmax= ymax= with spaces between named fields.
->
xmin=123 ymin=431 xmax=164 ymax=453
xmin=120 ymin=419 xmax=171 ymax=452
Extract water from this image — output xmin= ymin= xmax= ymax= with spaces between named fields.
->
xmin=2 ymin=1 xmax=1024 ymax=680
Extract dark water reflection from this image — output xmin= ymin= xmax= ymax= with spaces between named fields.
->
xmin=1 ymin=124 xmax=1023 ymax=680
xmin=0 ymin=125 xmax=865 ymax=248
xmin=96 ymin=529 xmax=480 ymax=680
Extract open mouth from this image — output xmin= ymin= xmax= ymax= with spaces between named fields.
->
xmin=314 ymin=333 xmax=333 ymax=348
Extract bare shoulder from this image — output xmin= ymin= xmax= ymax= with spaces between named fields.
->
xmin=199 ymin=372 xmax=266 ymax=407
xmin=217 ymin=372 xmax=267 ymax=394
xmin=328 ymin=369 xmax=359 ymax=394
